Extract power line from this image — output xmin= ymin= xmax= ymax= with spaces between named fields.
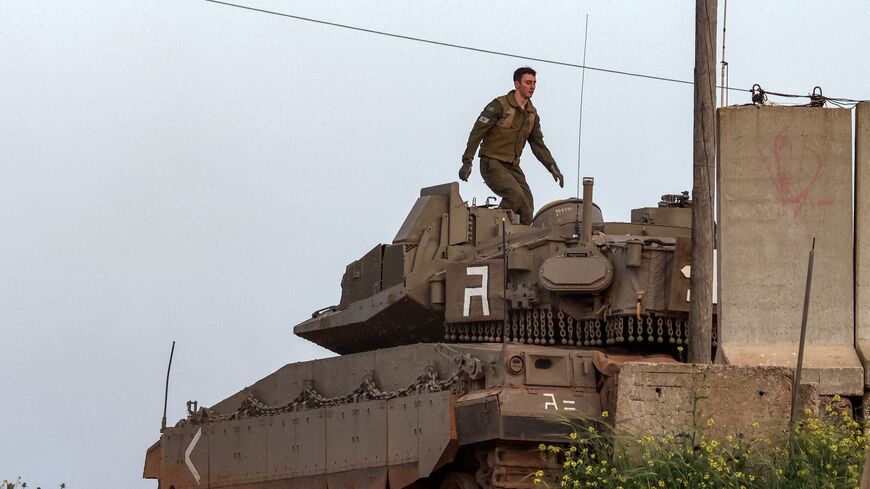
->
xmin=203 ymin=0 xmax=713 ymax=89
xmin=203 ymin=0 xmax=869 ymax=104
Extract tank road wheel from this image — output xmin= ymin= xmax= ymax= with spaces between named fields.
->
xmin=474 ymin=448 xmax=494 ymax=489
xmin=440 ymin=472 xmax=480 ymax=489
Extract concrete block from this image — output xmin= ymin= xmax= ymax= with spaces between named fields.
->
xmin=613 ymin=363 xmax=795 ymax=442
xmin=855 ymin=103 xmax=870 ymax=387
xmin=721 ymin=344 xmax=863 ymax=395
xmin=716 ymin=106 xmax=861 ymax=394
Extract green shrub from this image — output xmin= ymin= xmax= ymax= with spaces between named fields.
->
xmin=537 ymin=397 xmax=867 ymax=489
xmin=2 ymin=478 xmax=66 ymax=489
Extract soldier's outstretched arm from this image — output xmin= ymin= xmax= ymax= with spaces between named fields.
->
xmin=528 ymin=113 xmax=557 ymax=169
xmin=461 ymin=100 xmax=501 ymax=167
xmin=528 ymin=114 xmax=563 ymax=187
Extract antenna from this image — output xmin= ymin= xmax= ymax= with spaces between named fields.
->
xmin=161 ymin=340 xmax=176 ymax=433
xmin=720 ymin=0 xmax=728 ymax=107
xmin=571 ymin=14 xmax=590 ymax=244
xmin=576 ymin=14 xmax=590 ymax=197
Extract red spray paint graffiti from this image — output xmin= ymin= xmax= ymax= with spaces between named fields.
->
xmin=757 ymin=131 xmax=832 ymax=217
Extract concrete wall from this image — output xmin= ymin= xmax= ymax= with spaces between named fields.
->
xmin=856 ymin=103 xmax=870 ymax=386
xmin=717 ymin=106 xmax=861 ymax=395
xmin=614 ymin=363 xmax=794 ymax=442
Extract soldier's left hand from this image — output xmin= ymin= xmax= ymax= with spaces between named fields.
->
xmin=459 ymin=162 xmax=473 ymax=182
xmin=549 ymin=165 xmax=564 ymax=188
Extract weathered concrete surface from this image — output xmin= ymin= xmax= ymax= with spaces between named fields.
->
xmin=613 ymin=363 xmax=799 ymax=442
xmin=717 ymin=106 xmax=862 ymax=395
xmin=855 ymin=102 xmax=870 ymax=388
xmin=720 ymin=343 xmax=862 ymax=395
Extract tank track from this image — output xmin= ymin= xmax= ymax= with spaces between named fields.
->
xmin=471 ymin=444 xmax=547 ymax=489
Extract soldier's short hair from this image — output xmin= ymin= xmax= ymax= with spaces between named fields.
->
xmin=513 ymin=67 xmax=536 ymax=82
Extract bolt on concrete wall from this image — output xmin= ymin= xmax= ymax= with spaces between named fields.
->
xmin=716 ymin=106 xmax=861 ymax=395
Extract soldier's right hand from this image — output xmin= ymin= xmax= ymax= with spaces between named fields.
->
xmin=459 ymin=163 xmax=472 ymax=182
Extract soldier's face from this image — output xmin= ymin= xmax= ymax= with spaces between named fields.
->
xmin=514 ymin=74 xmax=536 ymax=99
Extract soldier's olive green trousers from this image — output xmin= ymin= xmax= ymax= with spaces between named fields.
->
xmin=480 ymin=157 xmax=533 ymax=225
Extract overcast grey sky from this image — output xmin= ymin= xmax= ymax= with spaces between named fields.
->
xmin=2 ymin=1 xmax=868 ymax=488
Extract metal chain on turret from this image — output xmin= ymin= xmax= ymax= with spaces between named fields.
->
xmin=440 ymin=313 xmax=718 ymax=350
xmin=546 ymin=309 xmax=555 ymax=345
xmin=594 ymin=319 xmax=603 ymax=346
xmin=615 ymin=316 xmax=625 ymax=343
xmin=675 ymin=318 xmax=683 ymax=344
xmin=567 ymin=315 xmax=575 ymax=345
xmin=656 ymin=317 xmax=665 ymax=344
xmin=646 ymin=316 xmax=654 ymax=342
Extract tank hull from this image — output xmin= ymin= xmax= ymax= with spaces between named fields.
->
xmin=145 ymin=343 xmax=602 ymax=489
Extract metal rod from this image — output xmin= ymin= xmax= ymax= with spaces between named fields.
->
xmin=725 ymin=62 xmax=729 ymax=105
xmin=581 ymin=178 xmax=594 ymax=246
xmin=790 ymin=238 xmax=815 ymax=425
xmin=502 ymin=217 xmax=509 ymax=346
xmin=161 ymin=340 xmax=176 ymax=433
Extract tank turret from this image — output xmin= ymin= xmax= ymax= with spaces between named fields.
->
xmin=295 ymin=180 xmax=698 ymax=355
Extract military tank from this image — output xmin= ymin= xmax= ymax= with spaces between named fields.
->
xmin=144 ymin=179 xmax=712 ymax=489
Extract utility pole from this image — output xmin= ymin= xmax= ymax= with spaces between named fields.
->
xmin=689 ymin=0 xmax=717 ymax=364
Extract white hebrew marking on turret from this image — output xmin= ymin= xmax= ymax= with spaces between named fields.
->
xmin=463 ymin=266 xmax=490 ymax=316
xmin=543 ymin=393 xmax=558 ymax=410
xmin=681 ymin=265 xmax=691 ymax=279
xmin=682 ymin=251 xmax=719 ymax=304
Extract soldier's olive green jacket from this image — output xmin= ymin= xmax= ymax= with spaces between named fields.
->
xmin=462 ymin=90 xmax=558 ymax=169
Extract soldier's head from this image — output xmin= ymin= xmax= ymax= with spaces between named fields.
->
xmin=513 ymin=67 xmax=537 ymax=99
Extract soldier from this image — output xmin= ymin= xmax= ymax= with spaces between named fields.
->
xmin=460 ymin=67 xmax=564 ymax=225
